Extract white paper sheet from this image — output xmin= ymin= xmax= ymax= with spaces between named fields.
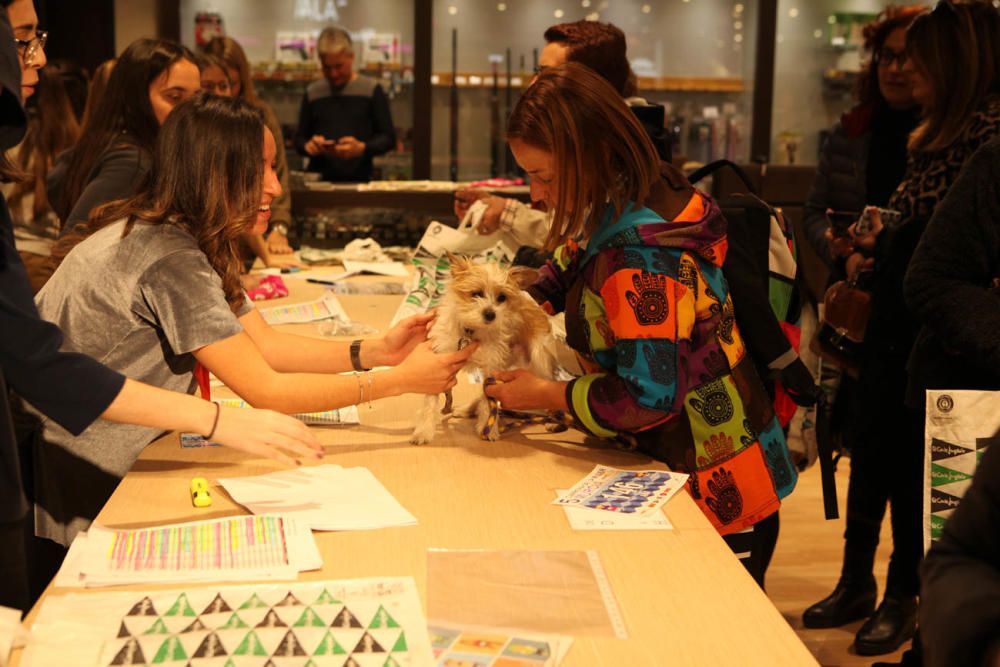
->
xmin=341 ymin=260 xmax=409 ymax=277
xmin=218 ymin=464 xmax=418 ymax=531
xmin=556 ymin=490 xmax=673 ymax=531
xmin=259 ymin=291 xmax=348 ymax=324
xmin=55 ymin=515 xmax=321 ymax=588
xmin=23 ymin=577 xmax=433 ymax=667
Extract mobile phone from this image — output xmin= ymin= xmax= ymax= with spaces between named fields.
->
xmin=856 ymin=207 xmax=901 ymax=235
xmin=321 ymin=139 xmax=337 ymax=147
xmin=826 ymin=210 xmax=859 ymax=238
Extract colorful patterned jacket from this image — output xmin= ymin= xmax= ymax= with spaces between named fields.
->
xmin=528 ymin=165 xmax=798 ymax=535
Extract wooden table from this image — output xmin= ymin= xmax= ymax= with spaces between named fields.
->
xmin=12 ymin=271 xmax=817 ymax=667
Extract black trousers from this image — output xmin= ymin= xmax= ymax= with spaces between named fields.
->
xmin=843 ymin=395 xmax=925 ymax=597
xmin=723 ymin=510 xmax=781 ymax=589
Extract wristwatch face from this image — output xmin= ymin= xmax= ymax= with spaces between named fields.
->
xmin=272 ymin=223 xmax=289 ymax=236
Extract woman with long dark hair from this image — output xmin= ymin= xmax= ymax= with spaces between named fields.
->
xmin=485 ymin=63 xmax=798 ymax=587
xmin=203 ymin=35 xmax=294 ymax=258
xmin=49 ymin=38 xmax=200 ymax=233
xmin=37 ymin=95 xmax=473 ymax=549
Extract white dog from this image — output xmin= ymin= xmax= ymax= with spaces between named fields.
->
xmin=410 ymin=255 xmax=557 ymax=444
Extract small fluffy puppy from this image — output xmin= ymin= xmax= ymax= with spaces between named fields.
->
xmin=410 ymin=255 xmax=557 ymax=444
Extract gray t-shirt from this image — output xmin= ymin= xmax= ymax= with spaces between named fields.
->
xmin=31 ymin=220 xmax=252 ymax=545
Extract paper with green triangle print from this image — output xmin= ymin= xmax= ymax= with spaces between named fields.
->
xmin=163 ymin=593 xmax=196 ymax=617
xmin=924 ymin=390 xmax=1000 ymax=551
xmin=30 ymin=577 xmax=432 ymax=666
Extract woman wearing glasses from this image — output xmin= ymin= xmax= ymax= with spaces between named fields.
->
xmin=800 ymin=1 xmax=925 ymax=632
xmin=807 ymin=1 xmax=1000 ymax=656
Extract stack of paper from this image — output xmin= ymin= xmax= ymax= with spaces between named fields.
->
xmin=219 ymin=464 xmax=417 ymax=531
xmin=213 ymin=397 xmax=360 ymax=426
xmin=553 ymin=465 xmax=689 ymax=518
xmin=58 ymin=515 xmax=322 ymax=588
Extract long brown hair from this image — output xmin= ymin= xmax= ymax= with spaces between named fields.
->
xmin=80 ymin=58 xmax=116 ymax=129
xmin=8 ymin=66 xmax=81 ymax=221
xmin=52 ymin=95 xmax=265 ymax=312
xmin=59 ymin=39 xmax=195 ymax=221
xmin=202 ymin=36 xmax=258 ymax=104
xmin=507 ymin=63 xmax=659 ymax=251
xmin=907 ymin=0 xmax=1000 ymax=151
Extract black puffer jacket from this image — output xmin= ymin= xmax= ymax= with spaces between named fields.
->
xmin=802 ymin=121 xmax=869 ymax=269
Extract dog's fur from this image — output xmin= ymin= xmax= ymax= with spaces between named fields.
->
xmin=410 ymin=255 xmax=557 ymax=444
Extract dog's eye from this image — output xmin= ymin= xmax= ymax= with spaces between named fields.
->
xmin=497 ymin=293 xmax=507 ymax=303
xmin=471 ymin=291 xmax=484 ymax=299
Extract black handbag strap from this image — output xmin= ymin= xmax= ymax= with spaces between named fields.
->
xmin=687 ymin=159 xmax=759 ymax=197
xmin=814 ymin=393 xmax=840 ymax=520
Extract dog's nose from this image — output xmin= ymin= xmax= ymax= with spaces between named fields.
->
xmin=483 ymin=309 xmax=496 ymax=323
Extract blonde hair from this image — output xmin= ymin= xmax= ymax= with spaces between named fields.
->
xmin=317 ymin=27 xmax=353 ymax=57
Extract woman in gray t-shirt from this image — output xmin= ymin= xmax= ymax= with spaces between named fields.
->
xmin=34 ymin=95 xmax=474 ymax=546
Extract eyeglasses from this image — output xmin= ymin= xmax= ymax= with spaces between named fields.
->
xmin=875 ymin=47 xmax=908 ymax=69
xmin=14 ymin=30 xmax=47 ymax=66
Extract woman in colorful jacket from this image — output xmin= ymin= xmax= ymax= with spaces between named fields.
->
xmin=485 ymin=63 xmax=797 ymax=586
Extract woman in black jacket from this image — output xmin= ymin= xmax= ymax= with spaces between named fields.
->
xmin=0 ymin=0 xmax=318 ymax=611
xmin=801 ymin=2 xmax=924 ymax=638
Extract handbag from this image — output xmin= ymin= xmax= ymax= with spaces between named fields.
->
xmin=810 ymin=273 xmax=872 ymax=377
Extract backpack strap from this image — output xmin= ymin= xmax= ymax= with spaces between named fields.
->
xmin=687 ymin=159 xmax=759 ymax=197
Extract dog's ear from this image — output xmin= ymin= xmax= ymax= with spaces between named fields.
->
xmin=509 ymin=266 xmax=539 ymax=289
xmin=446 ymin=252 xmax=472 ymax=276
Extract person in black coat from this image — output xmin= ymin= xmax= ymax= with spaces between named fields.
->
xmin=800 ymin=3 xmax=927 ymax=650
xmin=903 ymin=137 xmax=1000 ymax=401
xmin=918 ymin=441 xmax=1000 ymax=667
xmin=903 ymin=140 xmax=1000 ymax=667
xmin=0 ymin=0 xmax=320 ymax=613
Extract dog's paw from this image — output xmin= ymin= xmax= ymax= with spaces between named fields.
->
xmin=545 ymin=422 xmax=569 ymax=433
xmin=409 ymin=424 xmax=435 ymax=445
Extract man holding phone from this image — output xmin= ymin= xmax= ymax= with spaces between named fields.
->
xmin=294 ymin=26 xmax=395 ymax=183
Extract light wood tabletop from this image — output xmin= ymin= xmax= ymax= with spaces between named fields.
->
xmin=12 ymin=268 xmax=817 ymax=667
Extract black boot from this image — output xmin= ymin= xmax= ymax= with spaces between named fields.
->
xmin=802 ymin=575 xmax=877 ymax=629
xmin=854 ymin=594 xmax=918 ymax=656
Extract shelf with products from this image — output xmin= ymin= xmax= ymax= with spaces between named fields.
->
xmin=250 ymin=63 xmax=743 ymax=93
xmin=431 ymin=72 xmax=744 ymax=93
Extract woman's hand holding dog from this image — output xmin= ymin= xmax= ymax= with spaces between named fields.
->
xmin=387 ymin=340 xmax=478 ymax=395
xmin=362 ymin=312 xmax=435 ymax=367
xmin=485 ymin=369 xmax=568 ymax=410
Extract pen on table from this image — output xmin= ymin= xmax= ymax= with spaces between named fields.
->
xmin=307 ymin=277 xmax=341 ymax=286
xmin=280 ymin=267 xmax=301 ymax=274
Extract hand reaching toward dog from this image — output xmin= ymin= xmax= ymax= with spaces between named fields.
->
xmin=365 ymin=312 xmax=435 ymax=367
xmin=390 ymin=340 xmax=478 ymax=395
xmin=484 ymin=369 xmax=568 ymax=411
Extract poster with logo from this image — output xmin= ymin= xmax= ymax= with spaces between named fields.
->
xmin=924 ymin=390 xmax=1000 ymax=551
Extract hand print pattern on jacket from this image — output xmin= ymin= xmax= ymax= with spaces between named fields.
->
xmin=527 ymin=163 xmax=796 ymax=535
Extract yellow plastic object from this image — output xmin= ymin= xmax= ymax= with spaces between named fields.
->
xmin=190 ymin=477 xmax=212 ymax=508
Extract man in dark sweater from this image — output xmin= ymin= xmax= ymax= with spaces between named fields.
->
xmin=293 ymin=26 xmax=395 ymax=183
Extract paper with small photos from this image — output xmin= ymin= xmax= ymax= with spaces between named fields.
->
xmin=556 ymin=490 xmax=673 ymax=531
xmin=553 ymin=465 xmax=688 ymax=516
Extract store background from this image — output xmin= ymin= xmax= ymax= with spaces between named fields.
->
xmin=42 ymin=0 xmax=925 ymax=179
